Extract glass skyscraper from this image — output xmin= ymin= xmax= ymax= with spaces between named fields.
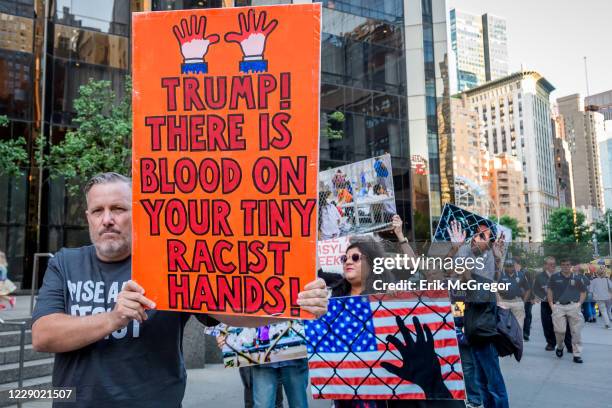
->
xmin=450 ymin=8 xmax=508 ymax=92
xmin=0 ymin=0 xmax=451 ymax=286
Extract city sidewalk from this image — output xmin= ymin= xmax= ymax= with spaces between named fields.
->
xmin=496 ymin=303 xmax=612 ymax=408
xmin=0 ymin=295 xmax=34 ymax=322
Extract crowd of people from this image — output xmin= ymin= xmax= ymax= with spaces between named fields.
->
xmin=18 ymin=171 xmax=612 ymax=407
xmin=445 ymin=221 xmax=612 ymax=408
xmin=497 ymin=255 xmax=611 ymax=364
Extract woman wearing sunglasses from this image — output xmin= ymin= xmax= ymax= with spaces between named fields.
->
xmin=328 ymin=214 xmax=414 ymax=298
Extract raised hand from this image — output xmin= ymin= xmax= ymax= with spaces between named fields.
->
xmin=172 ymin=15 xmax=220 ymax=74
xmin=391 ymin=214 xmax=404 ymax=240
xmin=447 ymin=220 xmax=466 ymax=248
xmin=493 ymin=230 xmax=506 ymax=259
xmin=224 ymin=9 xmax=278 ymax=73
xmin=381 ymin=316 xmax=452 ymax=399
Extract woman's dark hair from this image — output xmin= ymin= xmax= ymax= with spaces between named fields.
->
xmin=345 ymin=241 xmax=383 ymax=269
xmin=330 ymin=239 xmax=393 ymax=297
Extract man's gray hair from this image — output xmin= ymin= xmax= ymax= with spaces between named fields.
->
xmin=84 ymin=172 xmax=131 ymax=195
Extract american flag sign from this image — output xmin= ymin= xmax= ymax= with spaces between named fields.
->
xmin=304 ymin=291 xmax=466 ymax=400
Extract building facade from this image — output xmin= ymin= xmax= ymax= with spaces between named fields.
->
xmin=0 ymin=0 xmax=452 ymax=285
xmin=557 ymin=94 xmax=606 ymax=217
xmin=449 ymin=8 xmax=508 ymax=92
xmin=449 ymin=8 xmax=484 ymax=91
xmin=586 ymin=89 xmax=612 ymax=121
xmin=482 ymin=13 xmax=508 ymax=82
xmin=488 ymin=153 xmax=526 ymax=229
xmin=451 ymin=94 xmax=490 ymax=215
xmin=550 ymin=109 xmax=575 ymax=209
xmin=600 ymin=120 xmax=612 ymax=211
xmin=464 ymin=71 xmax=558 ymax=241
xmin=553 ymin=135 xmax=575 ymax=208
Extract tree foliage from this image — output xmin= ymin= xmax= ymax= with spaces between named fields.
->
xmin=591 ymin=209 xmax=612 ymax=257
xmin=44 ymin=78 xmax=132 ymax=195
xmin=489 ymin=214 xmax=526 ymax=239
xmin=323 ymin=111 xmax=345 ymax=140
xmin=543 ymin=207 xmax=592 ymax=262
xmin=0 ymin=115 xmax=29 ymax=177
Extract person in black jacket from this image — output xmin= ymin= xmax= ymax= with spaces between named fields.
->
xmin=533 ymin=256 xmax=572 ymax=352
xmin=445 ymin=220 xmax=509 ymax=408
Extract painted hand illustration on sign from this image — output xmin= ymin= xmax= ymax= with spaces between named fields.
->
xmin=381 ymin=316 xmax=453 ymax=399
xmin=173 ymin=15 xmax=220 ymax=74
xmin=224 ymin=9 xmax=278 ymax=73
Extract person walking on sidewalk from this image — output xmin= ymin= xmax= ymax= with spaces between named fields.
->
xmin=520 ymin=259 xmax=536 ymax=341
xmin=533 ymin=256 xmax=572 ymax=352
xmin=547 ymin=258 xmax=587 ymax=363
xmin=497 ymin=259 xmax=531 ymax=330
xmin=589 ymin=264 xmax=612 ymax=329
xmin=579 ymin=265 xmax=597 ymax=323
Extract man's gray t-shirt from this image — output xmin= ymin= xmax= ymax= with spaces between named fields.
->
xmin=32 ymin=246 xmax=216 ymax=408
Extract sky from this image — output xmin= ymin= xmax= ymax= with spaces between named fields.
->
xmin=448 ymin=0 xmax=612 ymax=100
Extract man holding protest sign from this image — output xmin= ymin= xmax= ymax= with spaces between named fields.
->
xmin=32 ymin=173 xmax=328 ymax=407
xmin=32 ymin=4 xmax=326 ymax=406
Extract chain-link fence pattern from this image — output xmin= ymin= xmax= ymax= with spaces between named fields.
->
xmin=318 ymin=154 xmax=396 ymax=239
xmin=303 ymin=292 xmax=465 ymax=400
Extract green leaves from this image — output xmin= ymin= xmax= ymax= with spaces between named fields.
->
xmin=544 ymin=207 xmax=590 ymax=244
xmin=0 ymin=115 xmax=29 ymax=177
xmin=323 ymin=111 xmax=345 ymax=140
xmin=489 ymin=214 xmax=526 ymax=239
xmin=591 ymin=209 xmax=612 ymax=257
xmin=44 ymin=77 xmax=132 ymax=196
xmin=543 ymin=207 xmax=592 ymax=263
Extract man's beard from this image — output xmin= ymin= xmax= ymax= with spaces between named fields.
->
xmin=91 ymin=229 xmax=130 ymax=260
xmin=471 ymin=242 xmax=489 ymax=255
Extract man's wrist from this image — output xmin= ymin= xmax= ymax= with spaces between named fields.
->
xmin=106 ymin=311 xmax=124 ymax=333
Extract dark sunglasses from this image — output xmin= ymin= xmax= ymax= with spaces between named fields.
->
xmin=340 ymin=253 xmax=362 ymax=264
xmin=476 ymin=231 xmax=492 ymax=240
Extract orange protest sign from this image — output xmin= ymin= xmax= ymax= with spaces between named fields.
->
xmin=131 ymin=4 xmax=321 ymax=319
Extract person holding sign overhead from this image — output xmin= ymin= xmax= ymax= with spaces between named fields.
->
xmin=323 ymin=215 xmax=466 ymax=407
xmin=32 ymin=173 xmax=329 ymax=407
